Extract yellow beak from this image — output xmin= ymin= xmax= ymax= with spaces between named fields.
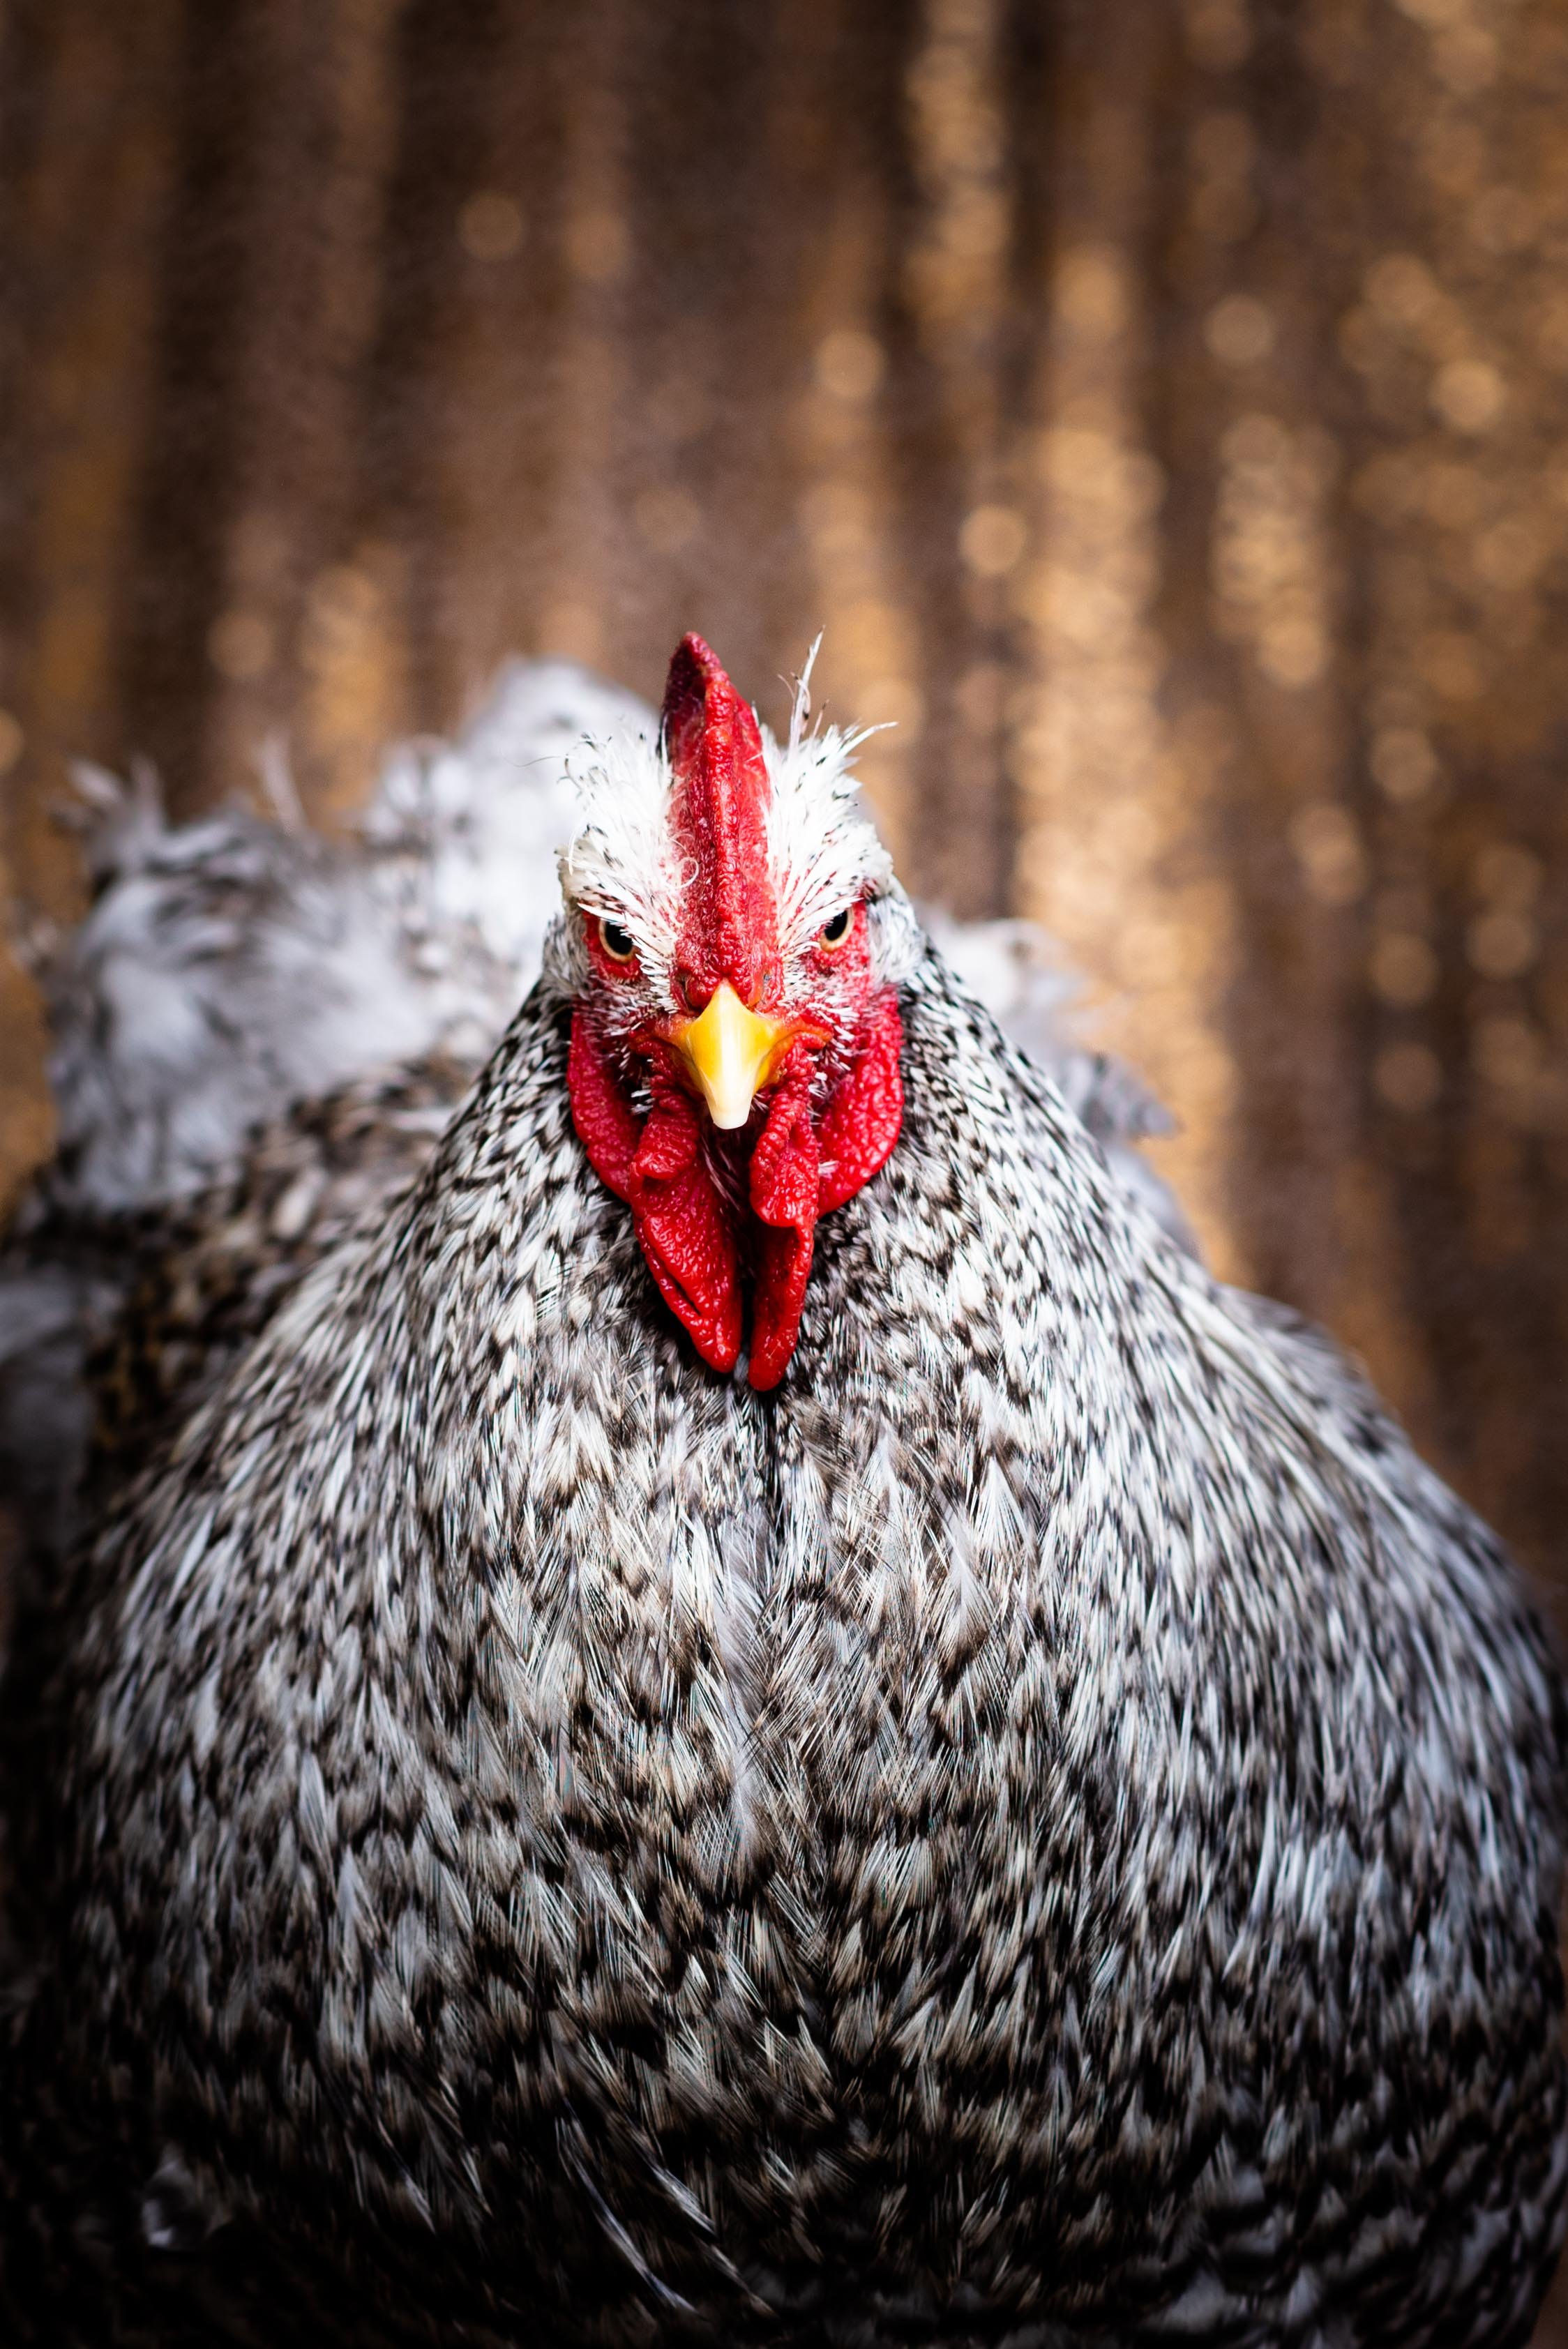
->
xmin=670 ymin=982 xmax=792 ymax=1131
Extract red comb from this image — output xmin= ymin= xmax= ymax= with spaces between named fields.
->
xmin=663 ymin=633 xmax=774 ymax=999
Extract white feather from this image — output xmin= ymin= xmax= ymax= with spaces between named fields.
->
xmin=762 ymin=650 xmax=894 ymax=958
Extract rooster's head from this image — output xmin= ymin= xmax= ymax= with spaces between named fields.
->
xmin=556 ymin=633 xmax=918 ymax=1389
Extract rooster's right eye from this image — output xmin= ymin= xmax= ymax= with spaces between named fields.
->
xmin=598 ymin=919 xmax=637 ymax=963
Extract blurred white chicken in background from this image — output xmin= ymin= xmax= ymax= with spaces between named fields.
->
xmin=0 ymin=656 xmax=1186 ymax=1587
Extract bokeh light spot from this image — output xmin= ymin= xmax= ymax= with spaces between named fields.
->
xmin=1466 ymin=909 xmax=1539 ymax=981
xmin=1431 ymin=358 xmax=1505 ymax=433
xmin=1205 ymin=294 xmax=1276 ymax=368
xmin=1371 ymin=932 xmax=1440 ymax=1007
xmin=458 ymin=192 xmax=525 ymax=262
xmin=1375 ymin=1041 xmax=1442 ymax=1112
xmin=1371 ymin=727 xmax=1439 ymax=803
xmin=1290 ymin=802 xmax=1366 ymax=905
xmin=814 ymin=331 xmax=884 ymax=403
xmin=960 ymin=505 xmax=1027 ymax=577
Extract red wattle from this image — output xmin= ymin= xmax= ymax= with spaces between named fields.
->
xmin=570 ymin=993 xmax=905 ymax=1386
xmin=568 ymin=1011 xmax=742 ymax=1372
xmin=747 ymin=1066 xmax=822 ymax=1392
xmin=815 ymin=990 xmax=905 ymax=1212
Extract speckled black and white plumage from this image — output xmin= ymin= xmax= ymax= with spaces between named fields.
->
xmin=6 ymin=933 xmax=1564 ymax=2348
xmin=0 ymin=664 xmax=1186 ymax=1596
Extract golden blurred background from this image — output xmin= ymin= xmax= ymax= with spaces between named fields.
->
xmin=2 ymin=0 xmax=1568 ymax=2330
xmin=1 ymin=7 xmax=1566 ymax=1602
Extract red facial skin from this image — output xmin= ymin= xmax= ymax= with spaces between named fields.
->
xmin=567 ymin=633 xmax=904 ymax=1390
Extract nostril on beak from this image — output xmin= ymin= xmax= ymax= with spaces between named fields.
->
xmin=675 ymin=969 xmax=709 ymax=1013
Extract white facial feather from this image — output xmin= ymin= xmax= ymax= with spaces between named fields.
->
xmin=762 ymin=658 xmax=892 ymax=956
xmin=553 ymin=651 xmax=919 ymax=1006
xmin=555 ymin=727 xmax=683 ymax=1002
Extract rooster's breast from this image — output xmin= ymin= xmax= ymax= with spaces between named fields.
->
xmin=50 ymin=978 xmax=1568 ymax=2346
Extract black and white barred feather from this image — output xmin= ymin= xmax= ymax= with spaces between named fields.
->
xmin=0 ymin=662 xmax=1184 ymax=1587
xmin=4 ymin=921 xmax=1564 ymax=2345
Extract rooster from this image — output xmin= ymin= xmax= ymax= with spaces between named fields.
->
xmin=2 ymin=633 xmax=1564 ymax=2348
xmin=0 ymin=643 xmax=1179 ymax=1803
xmin=0 ymin=655 xmax=1180 ymax=1593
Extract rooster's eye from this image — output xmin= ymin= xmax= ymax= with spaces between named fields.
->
xmin=818 ymin=905 xmax=854 ymax=951
xmin=598 ymin=918 xmax=638 ymax=963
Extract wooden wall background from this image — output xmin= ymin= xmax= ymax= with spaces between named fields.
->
xmin=1 ymin=2 xmax=1567 ymax=1590
xmin=1 ymin=0 xmax=1568 ymax=2332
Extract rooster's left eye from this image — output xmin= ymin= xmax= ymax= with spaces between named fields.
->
xmin=598 ymin=919 xmax=638 ymax=962
xmin=819 ymin=906 xmax=854 ymax=950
